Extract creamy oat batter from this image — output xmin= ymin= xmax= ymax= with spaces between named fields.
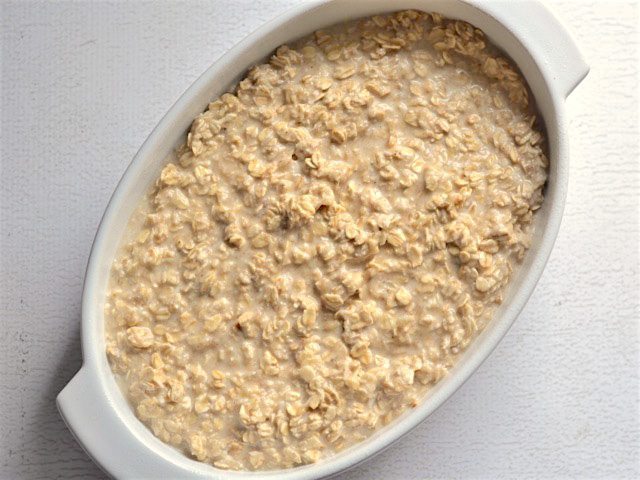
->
xmin=105 ymin=11 xmax=548 ymax=471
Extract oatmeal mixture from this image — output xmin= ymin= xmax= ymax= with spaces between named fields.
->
xmin=106 ymin=11 xmax=547 ymax=471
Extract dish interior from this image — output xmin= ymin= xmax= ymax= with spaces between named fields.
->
xmin=84 ymin=1 xmax=561 ymax=476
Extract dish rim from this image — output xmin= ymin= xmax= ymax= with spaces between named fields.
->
xmin=57 ymin=1 xmax=588 ymax=478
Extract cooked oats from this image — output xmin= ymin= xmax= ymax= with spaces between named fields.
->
xmin=105 ymin=10 xmax=548 ymax=471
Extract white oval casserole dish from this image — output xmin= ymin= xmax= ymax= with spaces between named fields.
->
xmin=57 ymin=1 xmax=588 ymax=478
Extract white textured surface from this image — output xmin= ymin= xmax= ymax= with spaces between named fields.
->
xmin=1 ymin=1 xmax=638 ymax=478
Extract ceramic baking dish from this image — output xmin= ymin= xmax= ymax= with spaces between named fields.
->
xmin=57 ymin=1 xmax=588 ymax=478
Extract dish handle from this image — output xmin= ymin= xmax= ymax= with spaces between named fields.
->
xmin=483 ymin=0 xmax=589 ymax=98
xmin=57 ymin=366 xmax=194 ymax=479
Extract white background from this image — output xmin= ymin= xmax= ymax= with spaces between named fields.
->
xmin=1 ymin=1 xmax=638 ymax=479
